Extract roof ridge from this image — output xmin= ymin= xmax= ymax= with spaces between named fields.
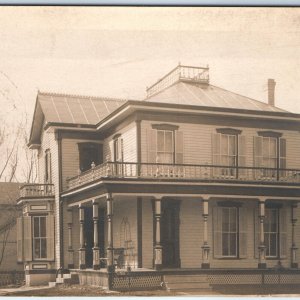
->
xmin=208 ymin=84 xmax=287 ymax=112
xmin=38 ymin=91 xmax=128 ymax=103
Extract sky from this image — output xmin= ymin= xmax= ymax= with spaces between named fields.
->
xmin=1 ymin=6 xmax=300 ymax=132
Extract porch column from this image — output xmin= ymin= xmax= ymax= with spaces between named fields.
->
xmin=78 ymin=204 xmax=86 ymax=269
xmin=291 ymin=203 xmax=298 ymax=268
xmin=67 ymin=208 xmax=74 ymax=269
xmin=258 ymin=199 xmax=266 ymax=269
xmin=201 ymin=197 xmax=210 ymax=269
xmin=106 ymin=194 xmax=114 ymax=272
xmin=93 ymin=200 xmax=100 ymax=270
xmin=154 ymin=197 xmax=162 ymax=270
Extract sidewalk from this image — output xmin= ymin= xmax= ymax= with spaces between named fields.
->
xmin=0 ymin=285 xmax=52 ymax=296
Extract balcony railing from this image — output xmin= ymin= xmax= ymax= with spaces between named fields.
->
xmin=67 ymin=162 xmax=300 ymax=190
xmin=20 ymin=184 xmax=55 ymax=198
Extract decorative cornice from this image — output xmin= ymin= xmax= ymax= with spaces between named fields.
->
xmin=257 ymin=131 xmax=283 ymax=138
xmin=216 ymin=128 xmax=242 ymax=135
xmin=151 ymin=123 xmax=179 ymax=131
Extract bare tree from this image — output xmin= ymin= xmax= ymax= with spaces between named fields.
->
xmin=0 ymin=185 xmax=21 ymax=269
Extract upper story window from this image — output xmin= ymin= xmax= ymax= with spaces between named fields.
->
xmin=254 ymin=131 xmax=286 ymax=179
xmin=212 ymin=128 xmax=245 ymax=178
xmin=113 ymin=135 xmax=123 ymax=163
xmin=213 ymin=203 xmax=247 ymax=259
xmin=147 ymin=124 xmax=183 ymax=164
xmin=44 ymin=149 xmax=51 ymax=184
xmin=78 ymin=142 xmax=103 ymax=173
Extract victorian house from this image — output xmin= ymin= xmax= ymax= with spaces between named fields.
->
xmin=17 ymin=65 xmax=300 ymax=291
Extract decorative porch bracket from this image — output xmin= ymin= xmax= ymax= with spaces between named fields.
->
xmin=79 ymin=204 xmax=86 ymax=269
xmin=258 ymin=198 xmax=266 ymax=269
xmin=93 ymin=200 xmax=100 ymax=270
xmin=154 ymin=197 xmax=162 ymax=270
xmin=291 ymin=203 xmax=298 ymax=268
xmin=201 ymin=196 xmax=210 ymax=269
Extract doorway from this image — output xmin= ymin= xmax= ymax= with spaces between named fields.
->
xmin=160 ymin=199 xmax=181 ymax=268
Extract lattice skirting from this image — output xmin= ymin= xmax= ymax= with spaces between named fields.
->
xmin=208 ymin=273 xmax=300 ymax=285
xmin=111 ymin=273 xmax=163 ymax=291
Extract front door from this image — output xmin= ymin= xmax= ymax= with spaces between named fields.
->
xmin=161 ymin=199 xmax=181 ymax=268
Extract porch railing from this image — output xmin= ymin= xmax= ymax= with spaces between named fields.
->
xmin=66 ymin=162 xmax=300 ymax=190
xmin=20 ymin=184 xmax=55 ymax=198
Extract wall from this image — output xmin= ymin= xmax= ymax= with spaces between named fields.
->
xmin=141 ymin=197 xmax=300 ymax=269
xmin=140 ymin=120 xmax=300 ymax=170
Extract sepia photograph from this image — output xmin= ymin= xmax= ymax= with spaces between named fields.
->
xmin=0 ymin=5 xmax=300 ymax=296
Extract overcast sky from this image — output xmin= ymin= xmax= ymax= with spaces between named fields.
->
xmin=1 ymin=6 xmax=300 ymax=131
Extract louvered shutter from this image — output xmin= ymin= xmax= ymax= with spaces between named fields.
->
xmin=147 ymin=129 xmax=157 ymax=163
xmin=175 ymin=131 xmax=184 ymax=164
xmin=23 ymin=216 xmax=32 ymax=261
xmin=279 ymin=207 xmax=288 ymax=258
xmin=213 ymin=206 xmax=223 ymax=258
xmin=279 ymin=138 xmax=287 ymax=179
xmin=46 ymin=215 xmax=55 ymax=261
xmin=17 ymin=217 xmax=23 ymax=262
xmin=239 ymin=207 xmax=248 ymax=258
xmin=254 ymin=207 xmax=260 ymax=259
xmin=48 ymin=152 xmax=52 ymax=183
xmin=254 ymin=136 xmax=263 ymax=179
xmin=212 ymin=133 xmax=221 ymax=177
xmin=119 ymin=139 xmax=124 ymax=162
xmin=238 ymin=135 xmax=247 ymax=178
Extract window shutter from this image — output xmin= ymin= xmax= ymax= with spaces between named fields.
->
xmin=254 ymin=207 xmax=260 ymax=259
xmin=46 ymin=215 xmax=55 ymax=261
xmin=213 ymin=207 xmax=223 ymax=258
xmin=253 ymin=136 xmax=263 ymax=179
xmin=147 ymin=129 xmax=157 ymax=163
xmin=238 ymin=135 xmax=247 ymax=177
xmin=279 ymin=138 xmax=287 ymax=178
xmin=239 ymin=207 xmax=248 ymax=258
xmin=175 ymin=131 xmax=184 ymax=164
xmin=212 ymin=133 xmax=221 ymax=177
xmin=17 ymin=217 xmax=23 ymax=262
xmin=279 ymin=207 xmax=287 ymax=258
xmin=48 ymin=152 xmax=52 ymax=183
xmin=23 ymin=216 xmax=32 ymax=261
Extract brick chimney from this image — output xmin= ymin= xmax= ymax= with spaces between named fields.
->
xmin=268 ymin=79 xmax=276 ymax=106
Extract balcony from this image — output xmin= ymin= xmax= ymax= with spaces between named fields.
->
xmin=66 ymin=162 xmax=300 ymax=191
xmin=19 ymin=184 xmax=55 ymax=199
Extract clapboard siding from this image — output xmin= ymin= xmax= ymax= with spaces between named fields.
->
xmin=141 ymin=121 xmax=300 ymax=169
xmin=37 ymin=127 xmax=59 ymax=268
xmin=142 ymin=198 xmax=153 ymax=269
xmin=103 ymin=122 xmax=137 ymax=163
xmin=61 ymin=138 xmax=103 ymax=190
xmin=179 ymin=199 xmax=203 ymax=268
xmin=113 ymin=198 xmax=138 ymax=268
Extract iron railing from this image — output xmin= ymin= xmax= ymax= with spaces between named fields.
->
xmin=20 ymin=184 xmax=55 ymax=198
xmin=67 ymin=162 xmax=300 ymax=190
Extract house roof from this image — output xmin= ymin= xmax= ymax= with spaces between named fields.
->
xmin=29 ymin=92 xmax=126 ymax=146
xmin=38 ymin=92 xmax=126 ymax=125
xmin=0 ymin=182 xmax=21 ymax=205
xmin=145 ymin=81 xmax=286 ymax=113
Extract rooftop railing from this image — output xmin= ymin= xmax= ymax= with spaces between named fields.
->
xmin=20 ymin=184 xmax=55 ymax=198
xmin=146 ymin=64 xmax=209 ymax=98
xmin=66 ymin=162 xmax=300 ymax=190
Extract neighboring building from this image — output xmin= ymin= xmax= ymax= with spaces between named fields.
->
xmin=0 ymin=182 xmax=22 ymax=272
xmin=17 ymin=65 xmax=300 ymax=290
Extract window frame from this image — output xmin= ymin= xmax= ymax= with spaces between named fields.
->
xmin=264 ymin=207 xmax=279 ymax=258
xmin=78 ymin=142 xmax=103 ymax=173
xmin=32 ymin=215 xmax=47 ymax=260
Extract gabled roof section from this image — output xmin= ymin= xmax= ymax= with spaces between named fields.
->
xmin=29 ymin=92 xmax=126 ymax=147
xmin=145 ymin=81 xmax=286 ymax=113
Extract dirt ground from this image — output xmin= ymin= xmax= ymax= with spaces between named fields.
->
xmin=4 ymin=283 xmax=300 ymax=296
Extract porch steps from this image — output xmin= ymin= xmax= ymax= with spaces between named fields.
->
xmin=49 ymin=273 xmax=79 ymax=287
xmin=163 ymin=274 xmax=212 ymax=292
